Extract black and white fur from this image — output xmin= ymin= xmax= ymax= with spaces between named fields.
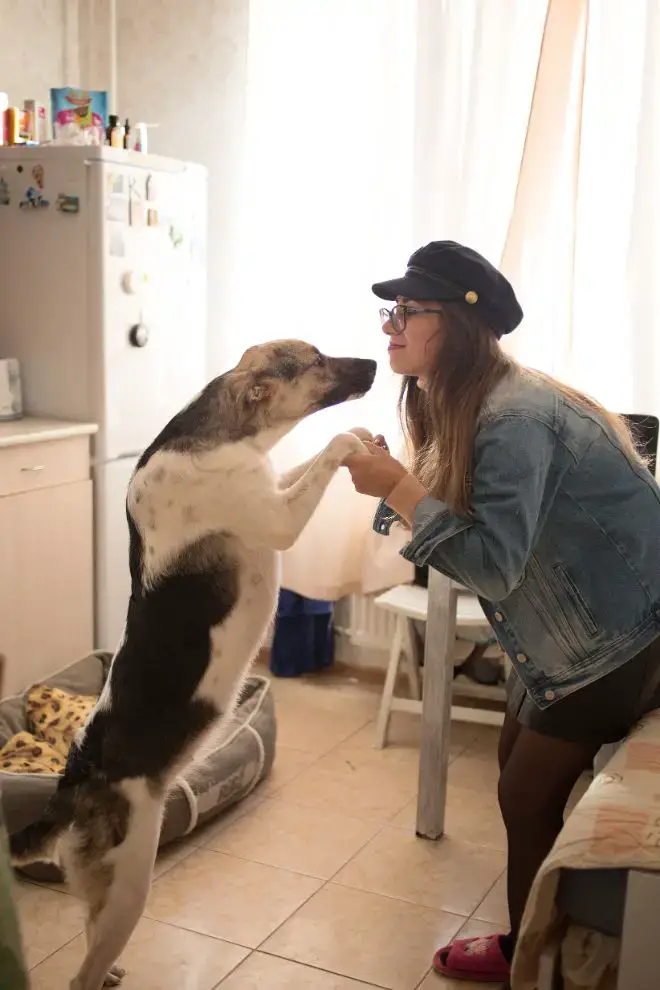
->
xmin=10 ymin=339 xmax=376 ymax=990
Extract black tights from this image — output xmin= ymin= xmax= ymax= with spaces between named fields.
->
xmin=496 ymin=713 xmax=600 ymax=956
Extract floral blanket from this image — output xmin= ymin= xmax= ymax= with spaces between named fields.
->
xmin=514 ymin=707 xmax=660 ymax=990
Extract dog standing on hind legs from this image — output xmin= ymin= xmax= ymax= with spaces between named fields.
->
xmin=10 ymin=340 xmax=376 ymax=990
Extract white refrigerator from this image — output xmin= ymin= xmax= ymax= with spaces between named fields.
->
xmin=0 ymin=145 xmax=208 ymax=651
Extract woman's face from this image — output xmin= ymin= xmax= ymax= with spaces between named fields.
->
xmin=381 ymin=296 xmax=443 ymax=379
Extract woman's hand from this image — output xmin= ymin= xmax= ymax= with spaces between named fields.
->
xmin=346 ymin=428 xmax=389 ymax=450
xmin=345 ymin=441 xmax=428 ymax=523
xmin=344 ymin=442 xmax=408 ymax=498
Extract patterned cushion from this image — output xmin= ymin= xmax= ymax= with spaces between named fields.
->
xmin=26 ymin=685 xmax=96 ymax=760
xmin=0 ymin=731 xmax=65 ymax=774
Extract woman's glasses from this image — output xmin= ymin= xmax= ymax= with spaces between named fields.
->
xmin=379 ymin=304 xmax=444 ymax=334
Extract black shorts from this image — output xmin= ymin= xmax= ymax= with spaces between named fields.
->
xmin=506 ymin=635 xmax=660 ymax=744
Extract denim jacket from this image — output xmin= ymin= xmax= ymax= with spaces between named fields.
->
xmin=374 ymin=369 xmax=660 ymax=708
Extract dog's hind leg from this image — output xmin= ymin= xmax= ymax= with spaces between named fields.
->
xmin=68 ymin=779 xmax=163 ymax=990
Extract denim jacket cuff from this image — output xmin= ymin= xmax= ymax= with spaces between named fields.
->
xmin=373 ymin=497 xmax=400 ymax=536
xmin=400 ymin=495 xmax=472 ymax=565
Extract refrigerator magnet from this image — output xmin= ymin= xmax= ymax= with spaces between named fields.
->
xmin=147 ymin=207 xmax=159 ymax=227
xmin=145 ymin=174 xmax=157 ymax=202
xmin=106 ymin=194 xmax=129 ymax=223
xmin=19 ymin=186 xmax=49 ymax=209
xmin=31 ymin=164 xmax=44 ymax=189
xmin=0 ymin=179 xmax=9 ymax=206
xmin=56 ymin=194 xmax=80 ymax=214
xmin=169 ymin=223 xmax=184 ymax=249
xmin=108 ymin=172 xmax=125 ymax=196
xmin=129 ymin=192 xmax=145 ymax=226
xmin=109 ymin=229 xmax=125 ymax=258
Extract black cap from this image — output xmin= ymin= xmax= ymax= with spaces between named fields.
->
xmin=372 ymin=240 xmax=523 ymax=337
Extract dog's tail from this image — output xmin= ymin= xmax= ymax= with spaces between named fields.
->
xmin=9 ymin=784 xmax=77 ymax=865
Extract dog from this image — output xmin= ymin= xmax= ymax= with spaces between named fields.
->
xmin=10 ymin=339 xmax=376 ymax=990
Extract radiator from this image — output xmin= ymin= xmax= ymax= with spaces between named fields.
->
xmin=334 ymin=594 xmax=398 ymax=650
xmin=334 ymin=593 xmax=498 ymax=656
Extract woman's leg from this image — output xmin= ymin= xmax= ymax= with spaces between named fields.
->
xmin=497 ymin=726 xmax=600 ymax=942
xmin=498 ymin=709 xmax=523 ymax=772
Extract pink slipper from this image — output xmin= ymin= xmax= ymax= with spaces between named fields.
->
xmin=433 ymin=934 xmax=511 ymax=983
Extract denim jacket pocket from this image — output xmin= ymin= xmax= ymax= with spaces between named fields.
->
xmin=551 ymin=562 xmax=600 ymax=638
xmin=523 ymin=555 xmax=586 ymax=662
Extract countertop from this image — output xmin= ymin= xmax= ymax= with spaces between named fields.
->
xmin=0 ymin=417 xmax=98 ymax=449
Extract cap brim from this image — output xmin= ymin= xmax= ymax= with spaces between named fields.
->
xmin=371 ymin=274 xmax=463 ymax=303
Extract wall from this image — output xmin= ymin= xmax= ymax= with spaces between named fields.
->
xmin=0 ymin=0 xmax=77 ymax=106
xmin=114 ymin=0 xmax=249 ymax=375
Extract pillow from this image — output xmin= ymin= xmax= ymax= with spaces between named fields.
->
xmin=0 ymin=731 xmax=65 ymax=774
xmin=26 ymin=685 xmax=96 ymax=760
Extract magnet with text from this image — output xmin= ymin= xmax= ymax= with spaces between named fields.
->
xmin=0 ymin=179 xmax=9 ymax=206
xmin=19 ymin=186 xmax=49 ymax=209
xmin=56 ymin=194 xmax=80 ymax=214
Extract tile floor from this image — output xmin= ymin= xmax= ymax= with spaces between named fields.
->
xmin=15 ymin=665 xmax=515 ymax=990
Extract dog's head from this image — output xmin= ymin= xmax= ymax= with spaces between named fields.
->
xmin=230 ymin=339 xmax=377 ymax=437
xmin=151 ymin=341 xmax=377 ymax=456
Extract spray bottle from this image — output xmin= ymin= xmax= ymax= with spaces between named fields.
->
xmin=134 ymin=122 xmax=157 ymax=153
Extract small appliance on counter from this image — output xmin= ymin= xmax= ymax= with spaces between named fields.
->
xmin=0 ymin=358 xmax=22 ymax=420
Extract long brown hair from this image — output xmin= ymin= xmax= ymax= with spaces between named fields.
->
xmin=399 ymin=303 xmax=642 ymax=517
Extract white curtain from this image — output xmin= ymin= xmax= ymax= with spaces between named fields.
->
xmin=222 ymin=0 xmax=660 ymax=599
xmin=502 ymin=0 xmax=660 ymax=420
xmin=224 ymin=0 xmax=548 ymax=600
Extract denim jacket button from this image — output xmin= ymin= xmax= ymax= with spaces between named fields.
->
xmin=545 ymin=689 xmax=556 ymax=701
xmin=516 ymin=653 xmax=527 ymax=663
xmin=494 ymin=611 xmax=504 ymax=622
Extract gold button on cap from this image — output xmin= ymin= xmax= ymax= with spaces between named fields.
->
xmin=494 ymin=611 xmax=503 ymax=622
xmin=544 ymin=690 xmax=555 ymax=701
xmin=516 ymin=653 xmax=527 ymax=663
xmin=465 ymin=290 xmax=479 ymax=304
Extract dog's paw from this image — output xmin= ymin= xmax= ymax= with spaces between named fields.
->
xmin=347 ymin=426 xmax=374 ymax=443
xmin=331 ymin=432 xmax=368 ymax=462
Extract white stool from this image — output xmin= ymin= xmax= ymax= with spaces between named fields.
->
xmin=373 ymin=583 xmax=504 ymax=748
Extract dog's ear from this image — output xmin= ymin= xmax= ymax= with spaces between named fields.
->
xmin=247 ymin=382 xmax=272 ymax=404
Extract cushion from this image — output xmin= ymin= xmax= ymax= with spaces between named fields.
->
xmin=0 ymin=732 xmax=65 ymax=775
xmin=26 ymin=685 xmax=96 ymax=759
xmin=0 ymin=652 xmax=276 ymax=883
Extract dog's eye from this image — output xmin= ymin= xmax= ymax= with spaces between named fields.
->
xmin=313 ymin=353 xmax=324 ymax=367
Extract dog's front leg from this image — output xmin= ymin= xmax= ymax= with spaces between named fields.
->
xmin=277 ymin=455 xmax=320 ymax=490
xmin=261 ymin=432 xmax=366 ymax=550
xmin=277 ymin=429 xmax=373 ymax=490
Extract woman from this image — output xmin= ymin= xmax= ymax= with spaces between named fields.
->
xmin=345 ymin=240 xmax=660 ymax=985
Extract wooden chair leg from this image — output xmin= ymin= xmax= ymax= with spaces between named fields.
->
xmin=416 ymin=573 xmax=457 ymax=839
xmin=404 ymin=617 xmax=422 ymax=701
xmin=374 ymin=616 xmax=405 ymax=749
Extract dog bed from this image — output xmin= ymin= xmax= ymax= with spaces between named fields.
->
xmin=0 ymin=650 xmax=276 ymax=882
